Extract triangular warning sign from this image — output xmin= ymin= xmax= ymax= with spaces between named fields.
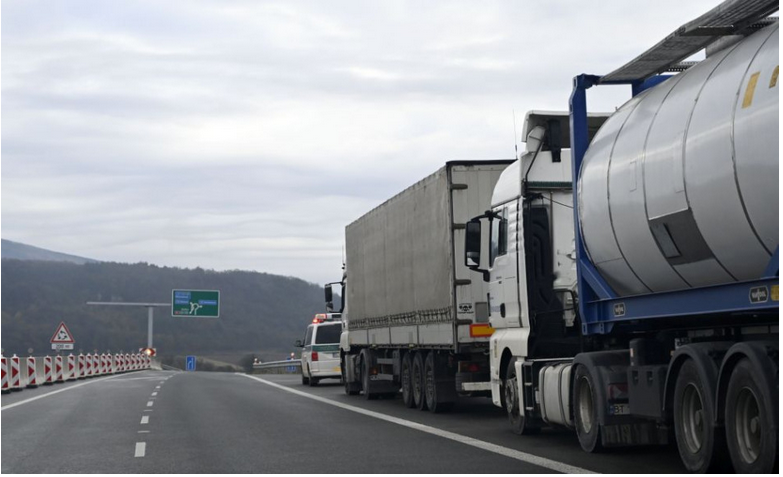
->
xmin=50 ymin=322 xmax=75 ymax=344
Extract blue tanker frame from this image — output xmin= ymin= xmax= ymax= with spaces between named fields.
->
xmin=569 ymin=73 xmax=779 ymax=336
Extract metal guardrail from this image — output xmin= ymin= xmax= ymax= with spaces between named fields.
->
xmin=252 ymin=359 xmax=302 ymax=374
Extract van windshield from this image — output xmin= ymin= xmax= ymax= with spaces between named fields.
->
xmin=315 ymin=323 xmax=341 ymax=344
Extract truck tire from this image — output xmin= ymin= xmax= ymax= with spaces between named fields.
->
xmin=724 ymin=358 xmax=777 ymax=473
xmin=360 ymin=350 xmax=378 ymax=400
xmin=573 ymin=364 xmax=602 ymax=452
xmin=424 ymin=352 xmax=454 ymax=413
xmin=342 ymin=354 xmax=360 ymax=396
xmin=504 ymin=359 xmax=539 ymax=435
xmin=673 ymin=359 xmax=727 ymax=472
xmin=412 ymin=352 xmax=427 ymax=411
xmin=401 ymin=352 xmax=415 ymax=408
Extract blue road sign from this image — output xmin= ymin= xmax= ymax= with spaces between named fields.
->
xmin=186 ymin=355 xmax=196 ymax=372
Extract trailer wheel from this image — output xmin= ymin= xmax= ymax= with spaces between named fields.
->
xmin=573 ymin=364 xmax=602 ymax=452
xmin=412 ymin=352 xmax=427 ymax=411
xmin=504 ymin=359 xmax=539 ymax=435
xmin=423 ymin=352 xmax=454 ymax=413
xmin=673 ymin=359 xmax=727 ymax=472
xmin=725 ymin=358 xmax=777 ymax=473
xmin=401 ymin=352 xmax=415 ymax=408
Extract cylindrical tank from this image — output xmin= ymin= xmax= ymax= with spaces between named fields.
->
xmin=578 ymin=23 xmax=778 ymax=297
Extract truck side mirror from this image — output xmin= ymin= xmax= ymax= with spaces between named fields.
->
xmin=465 ymin=219 xmax=482 ymax=267
xmin=324 ymin=285 xmax=334 ymax=312
xmin=324 ymin=285 xmax=333 ymax=304
xmin=465 ymin=218 xmax=490 ymax=282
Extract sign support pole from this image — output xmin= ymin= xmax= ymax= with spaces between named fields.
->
xmin=147 ymin=306 xmax=154 ymax=349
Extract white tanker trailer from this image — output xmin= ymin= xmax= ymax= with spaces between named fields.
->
xmin=463 ymin=0 xmax=778 ymax=472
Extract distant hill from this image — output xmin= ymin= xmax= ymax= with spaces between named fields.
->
xmin=1 ymin=259 xmax=327 ymax=361
xmin=1 ymin=239 xmax=98 ymax=264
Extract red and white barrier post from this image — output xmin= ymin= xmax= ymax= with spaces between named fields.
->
xmin=54 ymin=355 xmax=65 ymax=382
xmin=43 ymin=356 xmax=54 ymax=384
xmin=1 ymin=357 xmax=9 ymax=393
xmin=67 ymin=354 xmax=77 ymax=381
xmin=92 ymin=353 xmax=101 ymax=376
xmin=9 ymin=355 xmax=22 ymax=390
xmin=26 ymin=357 xmax=39 ymax=388
xmin=77 ymin=354 xmax=86 ymax=379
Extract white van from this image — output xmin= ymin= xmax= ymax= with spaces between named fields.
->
xmin=296 ymin=313 xmax=342 ymax=386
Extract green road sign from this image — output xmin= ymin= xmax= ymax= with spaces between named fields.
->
xmin=172 ymin=290 xmax=220 ymax=317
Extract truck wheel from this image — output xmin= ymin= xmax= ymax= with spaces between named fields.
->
xmin=360 ymin=350 xmax=378 ymax=400
xmin=424 ymin=352 xmax=454 ymax=413
xmin=573 ymin=364 xmax=602 ymax=452
xmin=412 ymin=352 xmax=427 ymax=411
xmin=504 ymin=359 xmax=539 ymax=435
xmin=673 ymin=359 xmax=726 ymax=472
xmin=725 ymin=358 xmax=777 ymax=473
xmin=342 ymin=354 xmax=360 ymax=396
xmin=401 ymin=352 xmax=415 ymax=408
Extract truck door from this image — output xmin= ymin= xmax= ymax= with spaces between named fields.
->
xmin=488 ymin=200 xmax=522 ymax=328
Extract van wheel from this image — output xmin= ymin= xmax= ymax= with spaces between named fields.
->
xmin=309 ymin=377 xmax=319 ymax=387
xmin=302 ymin=366 xmax=310 ymax=386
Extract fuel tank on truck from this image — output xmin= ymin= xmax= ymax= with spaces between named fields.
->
xmin=578 ymin=23 xmax=779 ymax=297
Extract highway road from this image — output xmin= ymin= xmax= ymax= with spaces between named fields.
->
xmin=2 ymin=370 xmax=686 ymax=473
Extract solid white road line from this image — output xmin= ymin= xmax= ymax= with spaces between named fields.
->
xmin=1 ymin=374 xmax=125 ymax=411
xmin=140 ymin=415 xmax=150 ymax=425
xmin=241 ymin=374 xmax=593 ymax=474
xmin=134 ymin=442 xmax=146 ymax=458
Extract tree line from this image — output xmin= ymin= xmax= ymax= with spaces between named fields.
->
xmin=1 ymin=259 xmax=326 ymax=361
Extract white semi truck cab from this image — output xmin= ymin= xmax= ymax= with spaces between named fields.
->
xmin=465 ymin=111 xmax=608 ymax=428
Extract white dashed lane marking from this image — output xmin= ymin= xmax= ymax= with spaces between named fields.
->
xmin=140 ymin=415 xmax=149 ymax=425
xmin=146 ymin=401 xmax=154 ymax=407
xmin=134 ymin=442 xmax=146 ymax=458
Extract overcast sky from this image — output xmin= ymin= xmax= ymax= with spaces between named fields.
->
xmin=2 ymin=0 xmax=726 ymax=285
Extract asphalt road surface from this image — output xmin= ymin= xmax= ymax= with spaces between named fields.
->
xmin=1 ymin=370 xmax=686 ymax=473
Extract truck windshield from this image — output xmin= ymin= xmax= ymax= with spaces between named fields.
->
xmin=315 ymin=323 xmax=341 ymax=344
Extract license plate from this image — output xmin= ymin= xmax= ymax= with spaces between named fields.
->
xmin=332 ymin=366 xmax=341 ymax=372
xmin=608 ymin=403 xmax=630 ymax=416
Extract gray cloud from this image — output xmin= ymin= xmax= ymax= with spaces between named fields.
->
xmin=2 ymin=0 xmax=729 ymax=285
